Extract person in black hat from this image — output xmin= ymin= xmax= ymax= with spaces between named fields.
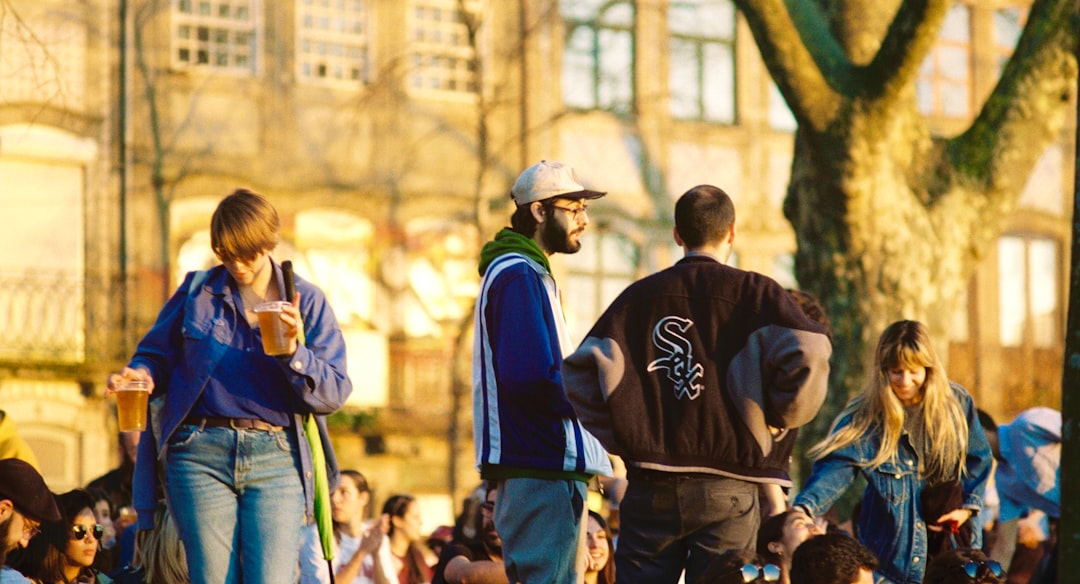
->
xmin=0 ymin=458 xmax=61 ymax=580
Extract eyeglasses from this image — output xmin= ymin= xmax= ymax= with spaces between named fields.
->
xmin=20 ymin=515 xmax=40 ymax=538
xmin=71 ymin=524 xmax=105 ymax=541
xmin=738 ymin=563 xmax=781 ymax=583
xmin=961 ymin=560 xmax=1003 ymax=580
xmin=547 ymin=203 xmax=588 ymax=220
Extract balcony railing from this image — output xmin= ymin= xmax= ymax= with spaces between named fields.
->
xmin=0 ymin=271 xmax=84 ymax=363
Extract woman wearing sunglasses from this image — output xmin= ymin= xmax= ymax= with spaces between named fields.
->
xmin=13 ymin=489 xmax=113 ymax=583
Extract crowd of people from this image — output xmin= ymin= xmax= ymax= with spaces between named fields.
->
xmin=0 ymin=163 xmax=1064 ymax=584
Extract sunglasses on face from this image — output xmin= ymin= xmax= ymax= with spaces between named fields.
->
xmin=738 ymin=563 xmax=781 ymax=583
xmin=962 ymin=560 xmax=1003 ymax=580
xmin=71 ymin=524 xmax=105 ymax=541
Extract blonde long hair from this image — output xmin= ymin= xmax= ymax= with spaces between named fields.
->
xmin=808 ymin=320 xmax=969 ymax=483
xmin=133 ymin=505 xmax=188 ymax=584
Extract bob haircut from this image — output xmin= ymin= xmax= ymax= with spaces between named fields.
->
xmin=211 ymin=188 xmax=280 ymax=262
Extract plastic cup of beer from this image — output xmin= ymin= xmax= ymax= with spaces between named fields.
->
xmin=115 ymin=379 xmax=150 ymax=432
xmin=254 ymin=301 xmax=292 ymax=356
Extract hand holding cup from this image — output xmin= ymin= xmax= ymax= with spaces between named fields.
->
xmin=106 ymin=367 xmax=154 ymax=432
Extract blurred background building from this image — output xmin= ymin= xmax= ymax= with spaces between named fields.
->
xmin=0 ymin=0 xmax=1071 ymax=529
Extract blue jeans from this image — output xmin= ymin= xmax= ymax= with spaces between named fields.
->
xmin=495 ymin=478 xmax=586 ymax=584
xmin=615 ymin=471 xmax=759 ymax=584
xmin=165 ymin=424 xmax=306 ymax=584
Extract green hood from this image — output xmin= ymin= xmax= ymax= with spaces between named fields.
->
xmin=478 ymin=228 xmax=550 ymax=275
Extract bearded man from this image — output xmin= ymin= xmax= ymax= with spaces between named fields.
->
xmin=0 ymin=458 xmax=60 ymax=583
xmin=472 ymin=160 xmax=612 ymax=584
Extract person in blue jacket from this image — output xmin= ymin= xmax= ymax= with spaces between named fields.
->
xmin=472 ymin=160 xmax=612 ymax=584
xmin=792 ymin=320 xmax=992 ymax=584
xmin=107 ymin=189 xmax=352 ymax=584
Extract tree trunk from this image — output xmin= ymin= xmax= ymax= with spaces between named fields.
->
xmin=736 ymin=0 xmax=1078 ymax=461
xmin=786 ymin=109 xmax=972 ymax=443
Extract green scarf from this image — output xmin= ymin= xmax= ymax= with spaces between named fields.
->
xmin=478 ymin=228 xmax=550 ymax=275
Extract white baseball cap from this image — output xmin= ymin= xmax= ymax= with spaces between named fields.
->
xmin=511 ymin=160 xmax=606 ymax=206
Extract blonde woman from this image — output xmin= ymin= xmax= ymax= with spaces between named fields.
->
xmin=792 ymin=320 xmax=992 ymax=584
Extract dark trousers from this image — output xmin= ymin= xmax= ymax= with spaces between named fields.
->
xmin=614 ymin=470 xmax=759 ymax=584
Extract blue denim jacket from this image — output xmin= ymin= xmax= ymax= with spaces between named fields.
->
xmin=131 ymin=262 xmax=352 ymax=528
xmin=793 ymin=384 xmax=992 ymax=584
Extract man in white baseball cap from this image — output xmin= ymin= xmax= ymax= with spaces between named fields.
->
xmin=472 ymin=160 xmax=611 ymax=584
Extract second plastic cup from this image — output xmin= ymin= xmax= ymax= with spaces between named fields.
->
xmin=115 ymin=379 xmax=150 ymax=432
xmin=254 ymin=301 xmax=292 ymax=356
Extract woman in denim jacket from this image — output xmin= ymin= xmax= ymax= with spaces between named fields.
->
xmin=107 ymin=189 xmax=352 ymax=584
xmin=792 ymin=320 xmax=992 ymax=584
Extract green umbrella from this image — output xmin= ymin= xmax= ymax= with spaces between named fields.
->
xmin=285 ymin=261 xmax=336 ymax=581
xmin=306 ymin=412 xmax=335 ymax=573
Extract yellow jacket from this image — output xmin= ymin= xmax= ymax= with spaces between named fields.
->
xmin=0 ymin=410 xmax=39 ymax=469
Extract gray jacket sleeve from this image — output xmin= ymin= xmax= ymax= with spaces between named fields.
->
xmin=562 ymin=336 xmax=626 ymax=457
xmin=727 ymin=325 xmax=831 ymax=456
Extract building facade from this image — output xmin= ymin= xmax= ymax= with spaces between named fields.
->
xmin=0 ymin=0 xmax=1071 ymax=525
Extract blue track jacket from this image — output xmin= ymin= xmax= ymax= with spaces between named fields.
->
xmin=473 ymin=252 xmax=611 ymax=480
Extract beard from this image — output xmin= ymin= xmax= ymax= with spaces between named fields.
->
xmin=539 ymin=214 xmax=582 ymax=255
xmin=481 ymin=524 xmax=503 ymax=557
xmin=0 ymin=515 xmax=12 ymax=564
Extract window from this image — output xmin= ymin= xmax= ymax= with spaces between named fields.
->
xmin=993 ymin=6 xmax=1026 ymax=76
xmin=562 ymin=0 xmax=634 ymax=113
xmin=950 ymin=280 xmax=971 ymax=342
xmin=0 ymin=125 xmax=95 ymax=364
xmin=771 ymin=253 xmax=796 ymax=289
xmin=916 ymin=4 xmax=970 ymax=117
xmin=564 ymin=231 xmax=638 ymax=344
xmin=173 ymin=0 xmax=258 ymax=73
xmin=0 ymin=15 xmax=86 ymax=109
xmin=668 ymin=0 xmax=735 ymax=123
xmin=998 ymin=235 xmax=1058 ymax=348
xmin=408 ymin=0 xmax=481 ymax=93
xmin=768 ymin=82 xmax=796 ymax=131
xmin=296 ymin=0 xmax=370 ymax=84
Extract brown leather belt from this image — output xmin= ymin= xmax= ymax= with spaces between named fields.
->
xmin=184 ymin=416 xmax=284 ymax=432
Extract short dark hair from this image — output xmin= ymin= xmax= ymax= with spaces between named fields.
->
xmin=757 ymin=509 xmax=798 ymax=565
xmin=674 ymin=185 xmax=735 ymax=248
xmin=340 ymin=469 xmax=369 ymax=494
xmin=510 ymin=201 xmax=540 ymax=237
xmin=790 ymin=533 xmax=878 ymax=584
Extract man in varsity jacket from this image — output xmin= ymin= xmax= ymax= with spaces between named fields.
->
xmin=472 ymin=160 xmax=612 ymax=584
xmin=563 ymin=184 xmax=832 ymax=584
